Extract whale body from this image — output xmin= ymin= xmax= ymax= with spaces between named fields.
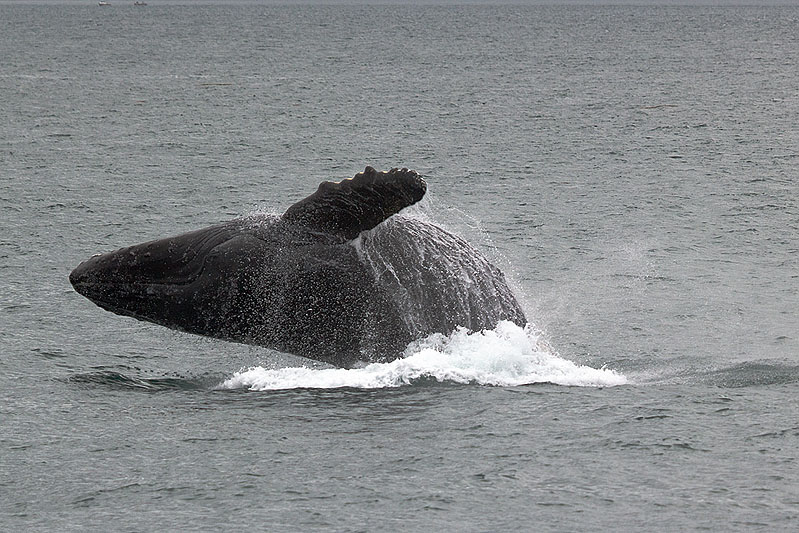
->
xmin=69 ymin=167 xmax=526 ymax=367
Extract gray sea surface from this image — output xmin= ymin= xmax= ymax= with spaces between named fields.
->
xmin=2 ymin=2 xmax=799 ymax=531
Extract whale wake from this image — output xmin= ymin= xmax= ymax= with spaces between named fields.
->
xmin=217 ymin=321 xmax=627 ymax=391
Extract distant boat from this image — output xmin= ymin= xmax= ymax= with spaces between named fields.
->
xmin=134 ymin=1 xmax=147 ymax=5
xmin=98 ymin=1 xmax=110 ymax=5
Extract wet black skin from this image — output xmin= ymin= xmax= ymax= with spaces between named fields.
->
xmin=70 ymin=167 xmax=525 ymax=367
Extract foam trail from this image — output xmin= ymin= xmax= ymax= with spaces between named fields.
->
xmin=218 ymin=321 xmax=627 ymax=391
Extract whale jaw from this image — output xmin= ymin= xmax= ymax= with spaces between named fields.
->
xmin=69 ymin=222 xmax=246 ymax=331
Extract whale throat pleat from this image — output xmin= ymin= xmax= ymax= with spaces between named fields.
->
xmin=357 ymin=216 xmax=527 ymax=337
xmin=282 ymin=166 xmax=427 ymax=240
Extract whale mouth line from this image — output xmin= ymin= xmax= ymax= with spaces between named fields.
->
xmin=70 ymin=266 xmax=208 ymax=324
xmin=74 ymin=277 xmax=199 ymax=290
xmin=69 ymin=243 xmax=217 ymax=295
xmin=70 ymin=277 xmax=201 ymax=311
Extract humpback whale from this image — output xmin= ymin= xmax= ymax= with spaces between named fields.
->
xmin=70 ymin=167 xmax=526 ymax=367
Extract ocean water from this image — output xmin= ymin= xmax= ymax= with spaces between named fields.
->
xmin=2 ymin=2 xmax=798 ymax=531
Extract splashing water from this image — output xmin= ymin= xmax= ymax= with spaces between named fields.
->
xmin=218 ymin=321 xmax=627 ymax=391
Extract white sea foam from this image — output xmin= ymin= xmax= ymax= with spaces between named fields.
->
xmin=218 ymin=321 xmax=627 ymax=391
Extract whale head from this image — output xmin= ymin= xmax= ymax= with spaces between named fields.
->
xmin=69 ymin=221 xmax=260 ymax=336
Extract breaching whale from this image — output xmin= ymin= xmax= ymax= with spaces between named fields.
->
xmin=70 ymin=167 xmax=526 ymax=367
